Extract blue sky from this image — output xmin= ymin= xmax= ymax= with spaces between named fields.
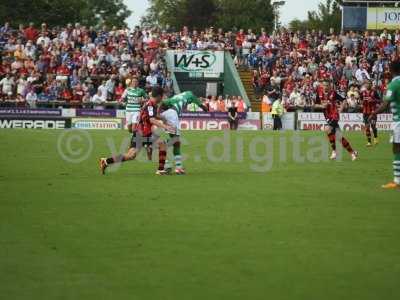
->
xmin=125 ymin=0 xmax=321 ymax=28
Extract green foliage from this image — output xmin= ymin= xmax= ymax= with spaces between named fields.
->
xmin=143 ymin=0 xmax=274 ymax=31
xmin=288 ymin=19 xmax=311 ymax=33
xmin=215 ymin=0 xmax=274 ymax=31
xmin=0 ymin=0 xmax=131 ymax=28
xmin=289 ymin=0 xmax=342 ymax=33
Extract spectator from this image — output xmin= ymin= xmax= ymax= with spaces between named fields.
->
xmin=97 ymin=81 xmax=108 ymax=102
xmin=217 ymin=96 xmax=226 ymax=112
xmin=25 ymin=89 xmax=38 ymax=107
xmin=209 ymin=96 xmax=218 ymax=112
xmin=236 ymin=96 xmax=247 ymax=113
xmin=24 ymin=23 xmax=38 ymax=42
xmin=91 ymin=90 xmax=105 ymax=109
xmin=0 ymin=73 xmax=14 ymax=100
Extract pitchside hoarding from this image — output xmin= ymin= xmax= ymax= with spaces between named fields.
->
xmin=367 ymin=7 xmax=400 ymax=30
xmin=0 ymin=117 xmax=70 ymax=129
xmin=71 ymin=118 xmax=122 ymax=130
xmin=166 ymin=50 xmax=224 ymax=74
xmin=179 ymin=118 xmax=261 ymax=130
xmin=76 ymin=109 xmax=116 ymax=118
xmin=343 ymin=6 xmax=400 ymax=30
xmin=298 ymin=113 xmax=393 ymax=131
xmin=263 ymin=113 xmax=296 ymax=130
xmin=0 ymin=108 xmax=61 ymax=116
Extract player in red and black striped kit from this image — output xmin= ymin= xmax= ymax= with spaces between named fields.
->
xmin=99 ymin=87 xmax=173 ymax=175
xmin=361 ymin=82 xmax=380 ymax=146
xmin=315 ymin=82 xmax=358 ymax=161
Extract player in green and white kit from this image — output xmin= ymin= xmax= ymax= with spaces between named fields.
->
xmin=121 ymin=77 xmax=147 ymax=133
xmin=370 ymin=60 xmax=400 ymax=189
xmin=159 ymin=91 xmax=208 ymax=175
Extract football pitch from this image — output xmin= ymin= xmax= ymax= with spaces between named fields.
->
xmin=0 ymin=129 xmax=399 ymax=300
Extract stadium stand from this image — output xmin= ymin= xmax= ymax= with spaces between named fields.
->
xmin=0 ymin=22 xmax=399 ymax=113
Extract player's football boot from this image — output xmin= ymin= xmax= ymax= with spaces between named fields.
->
xmin=100 ymin=158 xmax=108 ymax=175
xmin=366 ymin=142 xmax=372 ymax=147
xmin=164 ymin=167 xmax=173 ymax=175
xmin=330 ymin=151 xmax=337 ymax=160
xmin=156 ymin=170 xmax=168 ymax=176
xmin=351 ymin=151 xmax=358 ymax=161
xmin=373 ymin=138 xmax=379 ymax=145
xmin=382 ymin=182 xmax=400 ymax=189
xmin=175 ymin=168 xmax=186 ymax=175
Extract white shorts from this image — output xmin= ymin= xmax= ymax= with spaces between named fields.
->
xmin=391 ymin=122 xmax=400 ymax=144
xmin=161 ymin=109 xmax=180 ymax=136
xmin=126 ymin=111 xmax=140 ymax=126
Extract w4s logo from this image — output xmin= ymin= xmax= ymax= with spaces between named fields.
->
xmin=174 ymin=51 xmax=217 ymax=71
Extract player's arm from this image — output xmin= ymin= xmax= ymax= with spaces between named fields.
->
xmin=150 ymin=117 xmax=175 ymax=134
xmin=192 ymin=96 xmax=208 ymax=112
xmin=313 ymin=103 xmax=327 ymax=110
xmin=370 ymin=85 xmax=394 ymax=119
xmin=121 ymin=89 xmax=128 ymax=103
xmin=370 ymin=101 xmax=390 ymax=117
xmin=141 ymin=89 xmax=149 ymax=103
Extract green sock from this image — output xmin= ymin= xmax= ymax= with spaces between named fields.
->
xmin=173 ymin=141 xmax=182 ymax=169
xmin=394 ymin=153 xmax=400 ymax=184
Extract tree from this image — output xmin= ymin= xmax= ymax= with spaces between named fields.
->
xmin=307 ymin=0 xmax=342 ymax=33
xmin=287 ymin=0 xmax=343 ymax=33
xmin=215 ymin=0 xmax=274 ymax=31
xmin=0 ymin=0 xmax=131 ymax=28
xmin=143 ymin=0 xmax=217 ymax=30
xmin=143 ymin=0 xmax=275 ymax=32
xmin=288 ymin=19 xmax=310 ymax=33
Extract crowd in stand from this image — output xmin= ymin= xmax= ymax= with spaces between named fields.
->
xmin=0 ymin=22 xmax=175 ymax=108
xmin=0 ymin=21 xmax=399 ymax=113
xmin=245 ymin=28 xmax=400 ymax=112
xmin=0 ymin=22 xmax=244 ymax=112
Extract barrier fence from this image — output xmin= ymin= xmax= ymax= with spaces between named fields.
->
xmin=0 ymin=108 xmax=395 ymax=131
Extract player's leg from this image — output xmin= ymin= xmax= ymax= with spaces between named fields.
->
xmin=100 ymin=134 xmax=139 ymax=174
xmin=364 ymin=115 xmax=372 ymax=146
xmin=126 ymin=112 xmax=133 ymax=133
xmin=161 ymin=109 xmax=184 ymax=174
xmin=155 ymin=139 xmax=168 ymax=175
xmin=340 ymin=134 xmax=358 ymax=161
xmin=371 ymin=117 xmax=378 ymax=145
xmin=326 ymin=124 xmax=337 ymax=159
xmin=171 ymin=135 xmax=184 ymax=174
xmin=333 ymin=121 xmax=358 ymax=160
xmin=383 ymin=123 xmax=400 ymax=189
xmin=393 ymin=143 xmax=400 ymax=185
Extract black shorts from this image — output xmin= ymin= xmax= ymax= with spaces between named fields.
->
xmin=130 ymin=132 xmax=154 ymax=149
xmin=327 ymin=120 xmax=340 ymax=134
xmin=363 ymin=114 xmax=377 ymax=125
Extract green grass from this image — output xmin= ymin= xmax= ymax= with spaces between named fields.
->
xmin=0 ymin=129 xmax=399 ymax=300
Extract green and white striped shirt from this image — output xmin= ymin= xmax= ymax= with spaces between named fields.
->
xmin=122 ymin=87 xmax=147 ymax=113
